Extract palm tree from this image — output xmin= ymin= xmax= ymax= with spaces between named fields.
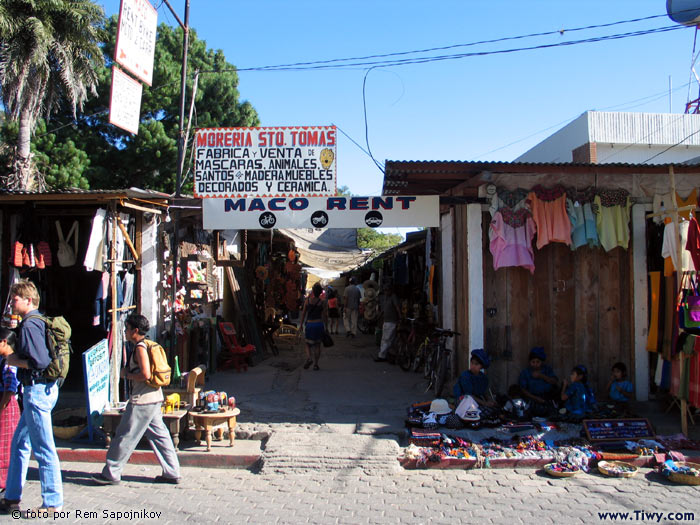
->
xmin=0 ymin=0 xmax=104 ymax=190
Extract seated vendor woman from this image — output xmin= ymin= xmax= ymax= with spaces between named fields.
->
xmin=518 ymin=346 xmax=559 ymax=404
xmin=452 ymin=349 xmax=497 ymax=408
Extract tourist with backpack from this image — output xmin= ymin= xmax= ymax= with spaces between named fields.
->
xmin=0 ymin=280 xmax=63 ymax=515
xmin=93 ymin=313 xmax=180 ymax=486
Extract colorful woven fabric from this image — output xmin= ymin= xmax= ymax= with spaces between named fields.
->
xmin=596 ymin=188 xmax=629 ymax=207
xmin=0 ymin=395 xmax=19 ymax=489
xmin=531 ymin=185 xmax=567 ymax=202
xmin=500 ymin=208 xmax=532 ymax=228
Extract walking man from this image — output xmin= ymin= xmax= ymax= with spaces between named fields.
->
xmin=93 ymin=313 xmax=181 ymax=485
xmin=343 ymin=277 xmax=361 ymax=338
xmin=0 ymin=280 xmax=63 ymax=514
xmin=375 ymin=283 xmax=401 ymax=362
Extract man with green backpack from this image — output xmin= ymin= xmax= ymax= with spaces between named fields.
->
xmin=92 ymin=313 xmax=180 ymax=486
xmin=0 ymin=280 xmax=64 ymax=515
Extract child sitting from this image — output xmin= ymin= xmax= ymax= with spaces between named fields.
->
xmin=606 ymin=362 xmax=634 ymax=406
xmin=453 ymin=349 xmax=498 ymax=414
xmin=518 ymin=346 xmax=559 ymax=416
xmin=560 ymin=365 xmax=595 ymax=419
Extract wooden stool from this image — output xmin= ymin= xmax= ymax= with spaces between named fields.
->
xmin=190 ymin=407 xmax=241 ymax=452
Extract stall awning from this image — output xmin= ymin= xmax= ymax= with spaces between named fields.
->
xmin=279 ymin=228 xmax=371 ymax=272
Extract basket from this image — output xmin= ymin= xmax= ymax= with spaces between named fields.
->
xmin=597 ymin=460 xmax=638 ymax=478
xmin=544 ymin=462 xmax=581 ymax=478
xmin=52 ymin=407 xmax=87 ymax=440
xmin=666 ymin=462 xmax=700 ymax=486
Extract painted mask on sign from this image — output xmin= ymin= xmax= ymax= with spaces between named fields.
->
xmin=319 ymin=148 xmax=334 ymax=169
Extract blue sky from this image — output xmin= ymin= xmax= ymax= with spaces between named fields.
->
xmin=100 ymin=1 xmax=698 ymax=198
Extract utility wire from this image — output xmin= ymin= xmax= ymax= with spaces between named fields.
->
xmin=642 ymin=128 xmax=700 ymax=163
xmin=212 ymin=12 xmax=679 ymax=73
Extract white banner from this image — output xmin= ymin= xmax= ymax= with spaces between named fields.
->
xmin=194 ymin=126 xmax=337 ymax=198
xmin=109 ymin=66 xmax=142 ymax=135
xmin=202 ymin=195 xmax=439 ymax=230
xmin=115 ymin=0 xmax=158 ymax=85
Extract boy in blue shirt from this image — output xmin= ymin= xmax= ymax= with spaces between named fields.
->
xmin=607 ymin=362 xmax=634 ymax=404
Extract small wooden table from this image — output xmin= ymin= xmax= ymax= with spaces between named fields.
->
xmin=189 ymin=407 xmax=240 ymax=452
xmin=101 ymin=407 xmax=189 ymax=449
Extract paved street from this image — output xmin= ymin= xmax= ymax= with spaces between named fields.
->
xmin=31 ymin=330 xmax=700 ymax=523
xmin=12 ymin=461 xmax=700 ymax=524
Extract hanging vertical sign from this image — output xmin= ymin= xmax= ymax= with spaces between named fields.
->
xmin=109 ymin=66 xmax=143 ymax=135
xmin=83 ymin=339 xmax=110 ymax=441
xmin=114 ymin=0 xmax=158 ymax=86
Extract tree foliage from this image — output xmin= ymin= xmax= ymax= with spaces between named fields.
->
xmin=357 ymin=228 xmax=403 ymax=252
xmin=10 ymin=15 xmax=260 ymax=192
xmin=0 ymin=0 xmax=104 ymax=189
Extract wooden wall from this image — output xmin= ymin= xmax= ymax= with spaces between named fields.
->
xmin=453 ymin=208 xmax=633 ymax=398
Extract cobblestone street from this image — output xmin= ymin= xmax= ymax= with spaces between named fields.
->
xmin=11 ymin=460 xmax=700 ymax=524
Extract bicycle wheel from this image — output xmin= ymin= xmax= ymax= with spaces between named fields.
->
xmin=411 ymin=341 xmax=425 ymax=372
xmin=423 ymin=344 xmax=435 ymax=380
xmin=397 ymin=339 xmax=412 ymax=371
xmin=434 ymin=351 xmax=450 ymax=397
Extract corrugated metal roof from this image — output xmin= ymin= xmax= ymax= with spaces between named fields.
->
xmin=588 ymin=112 xmax=700 ymax=146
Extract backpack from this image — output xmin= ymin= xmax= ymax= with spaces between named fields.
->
xmin=143 ymin=340 xmax=171 ymax=388
xmin=24 ymin=314 xmax=72 ymax=386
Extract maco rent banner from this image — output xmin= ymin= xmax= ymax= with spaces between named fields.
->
xmin=194 ymin=126 xmax=337 ymax=199
xmin=202 ymin=195 xmax=439 ymax=230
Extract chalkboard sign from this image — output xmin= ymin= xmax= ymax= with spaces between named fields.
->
xmin=83 ymin=339 xmax=110 ymax=441
xmin=583 ymin=418 xmax=655 ymax=442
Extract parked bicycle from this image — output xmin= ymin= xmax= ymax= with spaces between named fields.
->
xmin=422 ymin=327 xmax=459 ymax=397
xmin=394 ymin=317 xmax=420 ymax=371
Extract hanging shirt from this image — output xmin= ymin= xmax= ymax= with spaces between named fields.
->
xmin=662 ymin=220 xmax=695 ymax=273
xmin=84 ymin=208 xmax=107 ymax=272
xmin=526 ymin=185 xmax=571 ymax=250
xmin=488 ymin=188 xmax=529 ymax=217
xmin=489 ymin=208 xmax=536 ymax=274
xmin=685 ymin=216 xmax=700 ymax=271
xmin=593 ymin=190 xmax=632 ymax=252
xmin=652 ymin=189 xmax=698 ymax=225
xmin=566 ymin=187 xmax=599 ymax=250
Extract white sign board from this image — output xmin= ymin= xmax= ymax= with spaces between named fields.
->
xmin=109 ymin=66 xmax=142 ymax=135
xmin=114 ymin=0 xmax=158 ymax=85
xmin=194 ymin=126 xmax=337 ymax=198
xmin=202 ymin=195 xmax=439 ymax=230
xmin=83 ymin=339 xmax=110 ymax=441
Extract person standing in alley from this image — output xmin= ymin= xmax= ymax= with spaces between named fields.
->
xmin=92 ymin=313 xmax=181 ymax=486
xmin=0 ymin=280 xmax=63 ymax=515
xmin=300 ymin=283 xmax=328 ymax=371
xmin=343 ymin=277 xmax=361 ymax=338
xmin=375 ymin=283 xmax=401 ymax=362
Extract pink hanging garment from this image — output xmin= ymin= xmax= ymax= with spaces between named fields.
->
xmin=489 ymin=208 xmax=536 ymax=274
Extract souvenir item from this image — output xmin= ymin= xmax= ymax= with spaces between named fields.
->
xmin=597 ymin=460 xmax=638 ymax=478
xmin=544 ymin=462 xmax=581 ymax=478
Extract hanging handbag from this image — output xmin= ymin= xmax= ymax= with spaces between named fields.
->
xmin=678 ymin=273 xmax=700 ymax=331
xmin=56 ymin=220 xmax=78 ymax=267
xmin=322 ymin=330 xmax=334 ymax=348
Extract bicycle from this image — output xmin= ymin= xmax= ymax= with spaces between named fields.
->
xmin=422 ymin=327 xmax=459 ymax=397
xmin=394 ymin=317 xmax=419 ymax=371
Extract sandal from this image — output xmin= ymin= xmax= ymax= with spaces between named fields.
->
xmin=303 ymin=359 xmax=313 ymax=369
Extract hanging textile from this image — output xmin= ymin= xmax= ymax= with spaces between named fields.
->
xmin=685 ymin=216 xmax=700 ymax=271
xmin=489 ymin=208 xmax=536 ymax=274
xmin=661 ymin=220 xmax=695 ymax=273
xmin=565 ymin=187 xmax=599 ymax=250
xmin=526 ymin=185 xmax=571 ymax=249
xmin=488 ymin=188 xmax=529 ymax=217
xmin=84 ymin=208 xmax=107 ymax=272
xmin=593 ymin=189 xmax=631 ymax=252
xmin=647 ymin=271 xmax=662 ymax=352
xmin=652 ymin=189 xmax=697 ymax=224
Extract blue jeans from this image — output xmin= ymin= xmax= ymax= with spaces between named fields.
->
xmin=5 ymin=382 xmax=62 ymax=508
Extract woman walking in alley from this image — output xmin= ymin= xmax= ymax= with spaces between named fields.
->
xmin=300 ymin=283 xmax=328 ymax=371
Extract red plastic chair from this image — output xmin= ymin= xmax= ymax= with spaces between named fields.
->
xmin=218 ymin=322 xmax=255 ymax=372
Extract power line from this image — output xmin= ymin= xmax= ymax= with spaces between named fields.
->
xmin=642 ymin=128 xmax=700 ymax=163
xmin=222 ymin=12 xmax=679 ymax=73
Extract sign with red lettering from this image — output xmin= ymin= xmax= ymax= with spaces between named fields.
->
xmin=109 ymin=66 xmax=142 ymax=135
xmin=194 ymin=126 xmax=337 ymax=198
xmin=115 ymin=0 xmax=158 ymax=85
xmin=202 ymin=196 xmax=439 ymax=229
